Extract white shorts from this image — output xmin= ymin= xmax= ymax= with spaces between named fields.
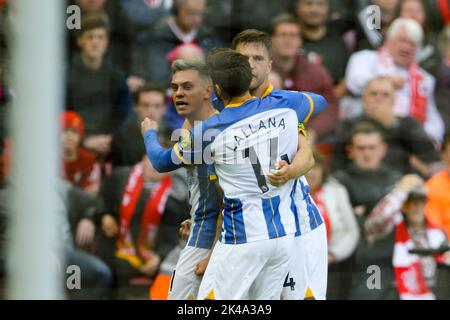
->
xmin=197 ymin=235 xmax=295 ymax=300
xmin=167 ymin=245 xmax=210 ymax=300
xmin=281 ymin=223 xmax=328 ymax=300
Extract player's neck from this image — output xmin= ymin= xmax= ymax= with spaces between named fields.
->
xmin=186 ymin=102 xmax=215 ymax=126
xmin=301 ymin=24 xmax=327 ymax=41
xmin=226 ymin=92 xmax=253 ymax=107
xmin=251 ymin=80 xmax=271 ymax=98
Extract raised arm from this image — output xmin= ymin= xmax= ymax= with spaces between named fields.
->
xmin=141 ymin=118 xmax=182 ymax=173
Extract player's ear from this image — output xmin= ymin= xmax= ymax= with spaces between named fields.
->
xmin=267 ymin=60 xmax=272 ymax=74
xmin=204 ymin=83 xmax=213 ymax=99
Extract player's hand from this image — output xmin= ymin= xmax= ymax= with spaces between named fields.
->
xmin=101 ymin=214 xmax=119 ymax=238
xmin=267 ymin=160 xmax=292 ymax=187
xmin=141 ymin=117 xmax=159 ymax=137
xmin=179 ymin=219 xmax=191 ymax=240
xmin=195 ymin=256 xmax=210 ymax=276
xmin=75 ymin=218 xmax=96 ymax=247
xmin=396 ymin=174 xmax=424 ymax=194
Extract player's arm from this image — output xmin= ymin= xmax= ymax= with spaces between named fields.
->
xmin=195 ymin=209 xmax=223 ymax=276
xmin=267 ymin=92 xmax=327 ymax=186
xmin=195 ymin=181 xmax=223 ymax=276
xmin=299 ymin=92 xmax=328 ymax=122
xmin=141 ymin=117 xmax=182 ymax=172
xmin=267 ymin=128 xmax=314 ymax=187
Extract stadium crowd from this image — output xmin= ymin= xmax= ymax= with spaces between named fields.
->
xmin=0 ymin=0 xmax=449 ymax=299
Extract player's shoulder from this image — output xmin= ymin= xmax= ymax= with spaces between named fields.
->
xmin=264 ymin=89 xmax=303 ymax=107
xmin=194 ymin=112 xmax=221 ymax=132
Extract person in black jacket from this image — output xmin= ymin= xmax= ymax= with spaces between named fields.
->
xmin=129 ymin=0 xmax=223 ymax=87
xmin=109 ymin=83 xmax=167 ymax=168
xmin=66 ymin=13 xmax=132 ymax=157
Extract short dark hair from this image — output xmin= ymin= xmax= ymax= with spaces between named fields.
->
xmin=270 ymin=13 xmax=300 ymax=36
xmin=206 ymin=48 xmax=252 ymax=99
xmin=77 ymin=13 xmax=110 ymax=37
xmin=231 ymin=29 xmax=272 ymax=58
xmin=134 ymin=82 xmax=166 ymax=105
xmin=349 ymin=122 xmax=384 ymax=144
xmin=442 ymin=132 xmax=450 ymax=153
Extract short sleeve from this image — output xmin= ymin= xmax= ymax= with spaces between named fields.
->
xmin=285 ymin=91 xmax=328 ymax=124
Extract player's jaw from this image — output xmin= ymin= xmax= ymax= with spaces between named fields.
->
xmin=249 ymin=72 xmax=266 ymax=92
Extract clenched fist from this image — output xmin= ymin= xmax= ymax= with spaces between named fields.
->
xmin=141 ymin=117 xmax=159 ymax=137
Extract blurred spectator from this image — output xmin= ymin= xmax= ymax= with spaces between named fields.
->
xmin=203 ymin=0 xmax=291 ymax=44
xmin=116 ymin=0 xmax=172 ymax=78
xmin=61 ymin=111 xmax=101 ymax=196
xmin=334 ymin=122 xmax=402 ymax=223
xmin=130 ymin=0 xmax=222 ymax=87
xmin=68 ymin=1 xmax=131 ymax=71
xmin=398 ymin=0 xmax=442 ymax=76
xmin=76 ymin=0 xmax=108 ymax=14
xmin=294 ymin=0 xmax=350 ymax=96
xmin=306 ymin=150 xmax=360 ymax=299
xmin=333 ymin=122 xmax=431 ymax=299
xmin=326 ymin=0 xmax=358 ymax=33
xmin=354 ymin=0 xmax=400 ymax=51
xmin=333 ymin=77 xmax=440 ymax=176
xmin=345 ymin=18 xmax=445 ymax=143
xmin=436 ymin=25 xmax=450 ymax=133
xmin=270 ymin=14 xmax=338 ymax=143
xmin=66 ymin=14 xmax=132 ymax=157
xmin=110 ymin=83 xmax=167 ymax=167
xmin=118 ymin=0 xmax=171 ymax=33
xmin=60 ymin=180 xmax=112 ymax=300
xmin=407 ymin=0 xmax=450 ymax=31
xmin=96 ymin=156 xmax=189 ymax=298
xmin=364 ymin=176 xmax=449 ymax=299
xmin=426 ymin=133 xmax=450 ymax=238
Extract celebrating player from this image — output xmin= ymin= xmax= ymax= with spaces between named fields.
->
xmin=142 ymin=50 xmax=327 ymax=299
xmin=230 ymin=29 xmax=329 ymax=300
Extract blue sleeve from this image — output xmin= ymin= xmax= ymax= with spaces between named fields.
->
xmin=296 ymin=92 xmax=328 ymax=123
xmin=143 ymin=129 xmax=182 ymax=173
xmin=174 ymin=125 xmax=212 ymax=165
